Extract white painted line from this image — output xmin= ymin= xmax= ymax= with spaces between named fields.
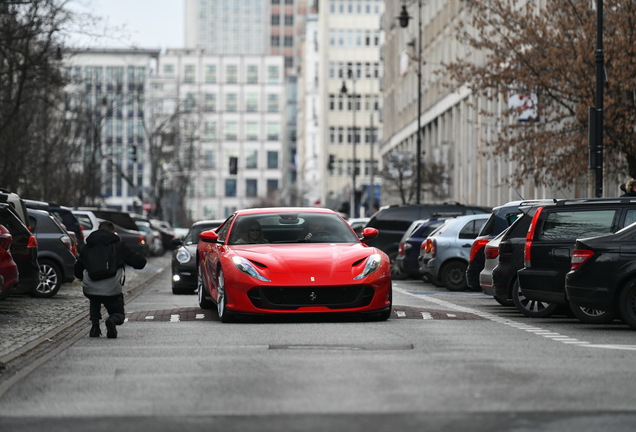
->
xmin=446 ymin=313 xmax=457 ymax=318
xmin=395 ymin=287 xmax=598 ymax=349
xmin=145 ymin=316 xmax=154 ymax=320
xmin=396 ymin=311 xmax=406 ymax=318
xmin=170 ymin=314 xmax=180 ymax=322
xmin=195 ymin=314 xmax=205 ymax=319
xmin=421 ymin=312 xmax=433 ymax=320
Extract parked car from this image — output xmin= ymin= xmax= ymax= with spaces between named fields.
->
xmin=72 ymin=209 xmax=101 ymax=238
xmin=466 ymin=200 xmax=540 ymax=291
xmin=0 ymin=203 xmax=39 ymax=296
xmin=478 ymin=229 xmax=510 ymax=305
xmin=396 ymin=217 xmax=451 ymax=280
xmin=418 ymin=213 xmax=490 ymax=291
xmin=490 ymin=212 xmax=535 ymax=310
xmin=135 ymin=220 xmax=164 ymax=256
xmin=27 ymin=208 xmax=76 ymax=297
xmin=171 ymin=219 xmax=223 ymax=294
xmin=0 ymin=224 xmax=19 ymax=299
xmin=365 ymin=203 xmax=489 ymax=279
xmin=0 ymin=188 xmax=28 ymax=226
xmin=564 ymin=222 xmax=636 ymax=326
xmin=517 ymin=197 xmax=636 ymax=321
xmin=24 ymin=199 xmax=85 ymax=252
xmin=150 ymin=218 xmax=176 ymax=250
xmin=197 ymin=208 xmax=392 ymax=322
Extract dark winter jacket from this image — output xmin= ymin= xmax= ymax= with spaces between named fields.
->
xmin=74 ymin=229 xmax=146 ymax=296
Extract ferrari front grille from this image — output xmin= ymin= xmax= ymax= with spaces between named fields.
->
xmin=248 ymin=286 xmax=375 ymax=310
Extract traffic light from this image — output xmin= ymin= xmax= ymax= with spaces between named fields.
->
xmin=229 ymin=156 xmax=238 ymax=175
xmin=328 ymin=154 xmax=335 ymax=173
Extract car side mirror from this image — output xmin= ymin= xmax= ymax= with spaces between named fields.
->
xmin=360 ymin=227 xmax=379 ymax=242
xmin=171 ymin=238 xmax=183 ymax=247
xmin=199 ymin=230 xmax=220 ymax=243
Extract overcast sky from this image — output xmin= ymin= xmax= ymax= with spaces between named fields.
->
xmin=66 ymin=0 xmax=184 ymax=50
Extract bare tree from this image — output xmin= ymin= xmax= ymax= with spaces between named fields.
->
xmin=382 ymin=151 xmax=450 ymax=204
xmin=444 ymin=0 xmax=636 ymax=188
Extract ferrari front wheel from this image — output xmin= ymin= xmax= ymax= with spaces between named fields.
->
xmin=216 ymin=269 xmax=235 ymax=323
xmin=197 ymin=267 xmax=213 ymax=310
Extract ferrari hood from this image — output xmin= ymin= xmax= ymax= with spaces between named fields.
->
xmin=230 ymin=243 xmax=381 ymax=280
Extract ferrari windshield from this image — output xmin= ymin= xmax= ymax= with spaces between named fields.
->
xmin=228 ymin=212 xmax=359 ymax=245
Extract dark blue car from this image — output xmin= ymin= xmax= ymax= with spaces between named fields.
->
xmin=396 ymin=217 xmax=451 ymax=280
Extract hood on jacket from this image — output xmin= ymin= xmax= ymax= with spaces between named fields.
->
xmin=85 ymin=229 xmax=120 ymax=247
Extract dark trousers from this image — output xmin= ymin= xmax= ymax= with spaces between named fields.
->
xmin=85 ymin=293 xmax=125 ymax=325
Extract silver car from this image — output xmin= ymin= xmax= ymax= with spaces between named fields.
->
xmin=418 ymin=213 xmax=490 ymax=291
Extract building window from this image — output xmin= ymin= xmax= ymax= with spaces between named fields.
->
xmin=267 ymin=65 xmax=280 ymax=83
xmin=271 ymin=35 xmax=280 ymax=47
xmin=225 ymin=122 xmax=238 ymax=140
xmin=184 ymin=65 xmax=195 ymax=83
xmin=204 ymin=122 xmax=216 ymax=140
xmin=284 ymin=36 xmax=293 ymax=47
xmin=266 ymin=123 xmax=279 ymax=140
xmin=225 ymin=179 xmax=237 ymax=197
xmin=204 ymin=93 xmax=216 ymax=112
xmin=203 ymin=149 xmax=216 ymax=169
xmin=284 ymin=15 xmax=293 ymax=25
xmin=267 ymin=151 xmax=279 ymax=169
xmin=271 ymin=15 xmax=280 ymax=25
xmin=226 ymin=64 xmax=238 ymax=83
xmin=246 ymin=122 xmax=259 ymax=140
xmin=246 ymin=93 xmax=258 ymax=112
xmin=226 ymin=93 xmax=238 ymax=112
xmin=246 ymin=179 xmax=257 ymax=197
xmin=163 ymin=64 xmax=175 ymax=75
xmin=184 ymin=93 xmax=196 ymax=112
xmin=267 ymin=94 xmax=279 ymax=112
xmin=205 ymin=65 xmax=217 ymax=83
xmin=247 ymin=65 xmax=258 ymax=84
xmin=267 ymin=179 xmax=279 ymax=195
xmin=246 ymin=150 xmax=257 ymax=169
xmin=203 ymin=177 xmax=216 ymax=197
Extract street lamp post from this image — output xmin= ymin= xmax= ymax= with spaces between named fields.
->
xmin=398 ymin=2 xmax=423 ymax=204
xmin=341 ymin=69 xmax=358 ymax=218
xmin=594 ymin=0 xmax=604 ymax=198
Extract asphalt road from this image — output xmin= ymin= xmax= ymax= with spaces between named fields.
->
xmin=1 ymin=259 xmax=636 ymax=432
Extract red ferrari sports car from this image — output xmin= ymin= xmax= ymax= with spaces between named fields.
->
xmin=196 ymin=207 xmax=392 ymax=322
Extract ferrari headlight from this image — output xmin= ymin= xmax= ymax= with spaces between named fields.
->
xmin=176 ymin=249 xmax=191 ymax=264
xmin=232 ymin=256 xmax=271 ymax=282
xmin=354 ymin=253 xmax=382 ymax=280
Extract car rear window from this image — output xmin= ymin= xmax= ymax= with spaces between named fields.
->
xmin=540 ymin=209 xmax=616 ymax=240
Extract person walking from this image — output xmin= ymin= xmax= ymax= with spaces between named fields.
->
xmin=621 ymin=178 xmax=636 ymax=197
xmin=74 ymin=220 xmax=146 ymax=338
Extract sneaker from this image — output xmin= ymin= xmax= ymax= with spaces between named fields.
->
xmin=105 ymin=317 xmax=117 ymax=339
xmin=89 ymin=323 xmax=101 ymax=338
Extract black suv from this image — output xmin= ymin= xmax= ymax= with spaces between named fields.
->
xmin=517 ymin=197 xmax=636 ymax=322
xmin=365 ymin=203 xmax=490 ymax=279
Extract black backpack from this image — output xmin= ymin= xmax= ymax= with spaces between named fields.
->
xmin=84 ymin=243 xmax=118 ymax=281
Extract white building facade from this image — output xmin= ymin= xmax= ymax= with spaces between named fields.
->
xmin=318 ymin=0 xmax=385 ymax=217
xmin=151 ymin=49 xmax=286 ymax=220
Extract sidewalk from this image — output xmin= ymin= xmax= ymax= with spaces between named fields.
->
xmin=0 ymin=254 xmax=170 ymax=371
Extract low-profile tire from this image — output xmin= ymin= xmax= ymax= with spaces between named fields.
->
xmin=388 ymin=251 xmax=407 ymax=280
xmin=618 ymin=279 xmax=636 ymax=329
xmin=32 ymin=259 xmax=62 ymax=298
xmin=569 ymin=300 xmax=617 ymax=324
xmin=216 ymin=268 xmax=235 ymax=323
xmin=512 ymin=279 xmax=558 ymax=318
xmin=197 ymin=268 xmax=214 ymax=309
xmin=440 ymin=261 xmax=468 ymax=291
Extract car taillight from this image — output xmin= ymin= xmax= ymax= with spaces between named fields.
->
xmin=484 ymin=245 xmax=499 ymax=260
xmin=61 ymin=234 xmax=72 ymax=251
xmin=139 ymin=233 xmax=145 ymax=245
xmin=79 ymin=225 xmax=85 ymax=240
xmin=424 ymin=239 xmax=437 ymax=258
xmin=398 ymin=242 xmax=405 ymax=256
xmin=570 ymin=249 xmax=594 ymax=271
xmin=468 ymin=237 xmax=489 ymax=262
xmin=524 ymin=206 xmax=544 ymax=268
xmin=27 ymin=235 xmax=38 ymax=248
